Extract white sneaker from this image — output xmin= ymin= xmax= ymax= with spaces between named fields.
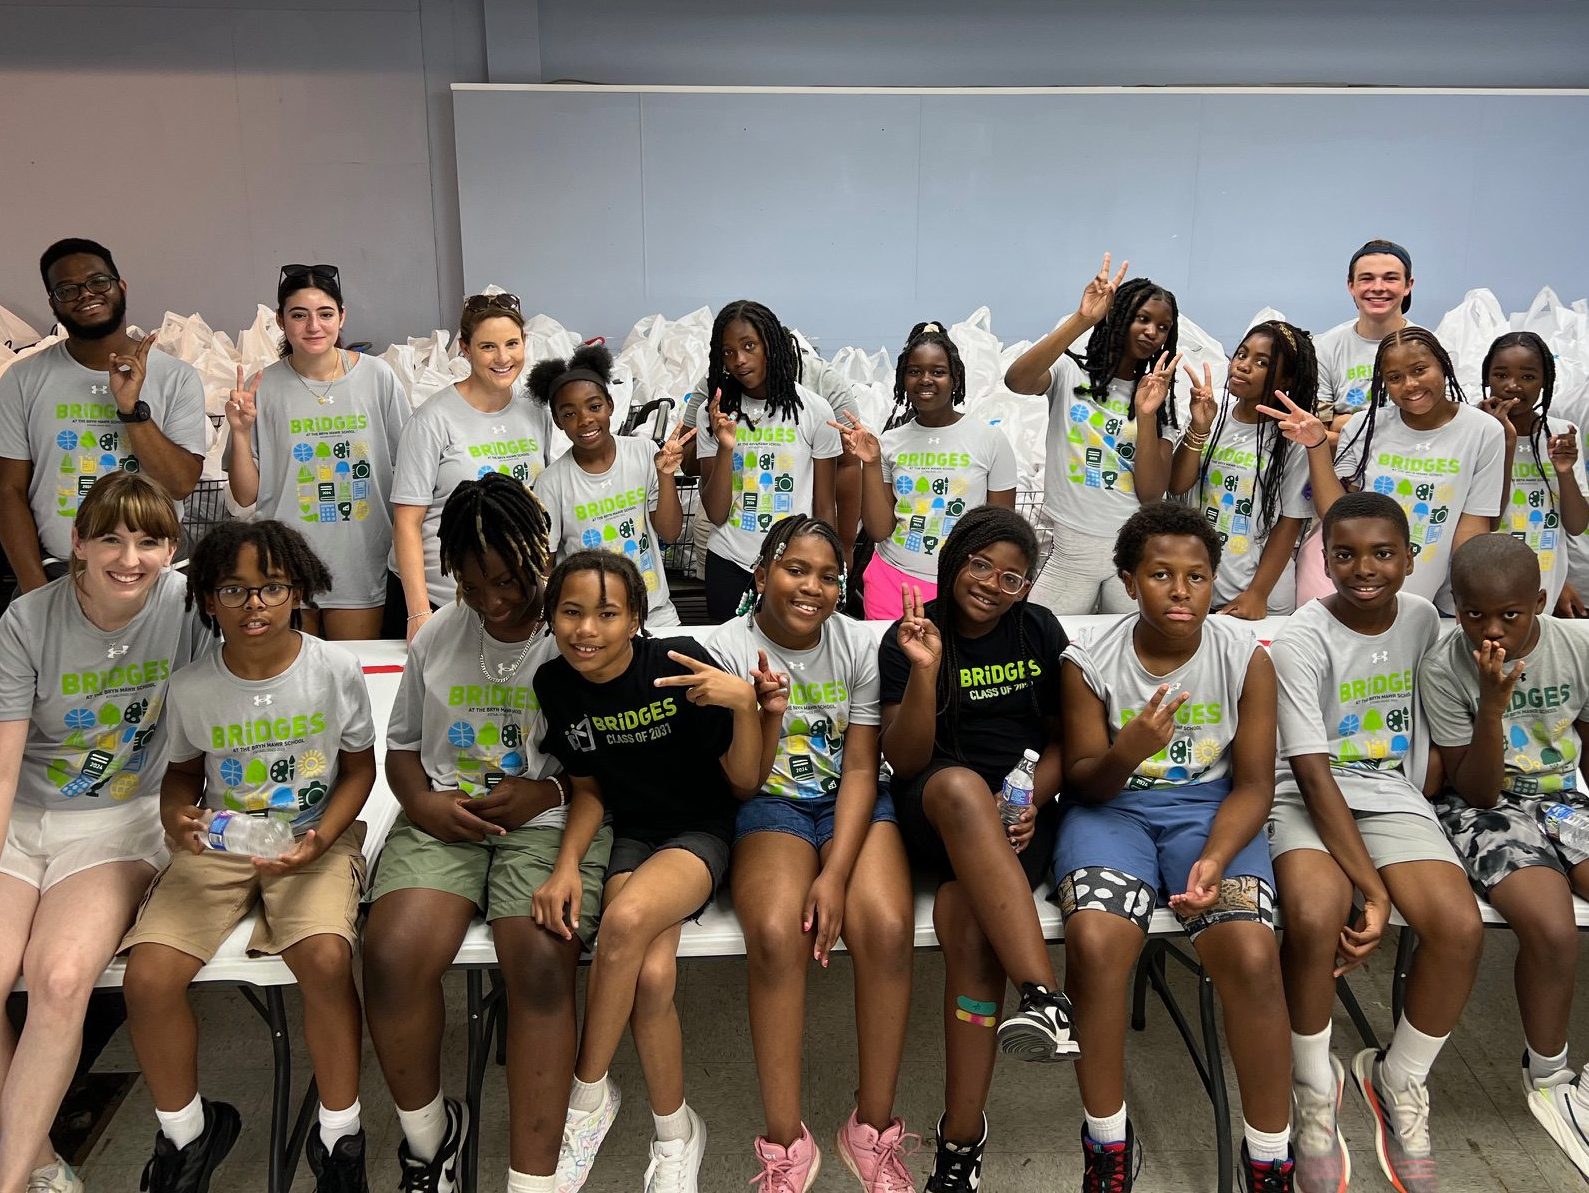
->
xmin=557 ymin=1078 xmax=622 ymax=1193
xmin=26 ymin=1156 xmax=83 ymax=1193
xmin=1526 ymin=1068 xmax=1589 ymax=1180
xmin=644 ymin=1106 xmax=706 ymax=1193
xmin=1291 ymin=1057 xmax=1350 ymax=1193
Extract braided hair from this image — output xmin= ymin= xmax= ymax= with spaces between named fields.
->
xmin=737 ymin=514 xmax=848 ymax=617
xmin=1481 ymin=331 xmax=1559 ymax=509
xmin=1339 ymin=327 xmax=1468 ymax=491
xmin=707 ymin=300 xmax=805 ymax=426
xmin=438 ymin=472 xmax=554 ymax=612
xmin=525 ymin=343 xmax=614 ymax=407
xmin=1068 ymin=278 xmax=1181 ymax=432
xmin=929 ymin=506 xmax=1041 ymax=766
xmin=545 ymin=549 xmax=650 ymax=631
xmin=1196 ymin=321 xmax=1319 ymax=540
xmin=185 ymin=520 xmax=332 ymax=634
xmin=884 ymin=321 xmax=967 ymax=432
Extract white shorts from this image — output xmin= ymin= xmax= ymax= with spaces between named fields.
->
xmin=0 ymin=799 xmax=167 ymax=893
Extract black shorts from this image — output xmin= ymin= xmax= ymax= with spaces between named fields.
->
xmin=606 ymin=830 xmax=732 ymax=919
xmin=892 ymin=761 xmax=1059 ymax=889
xmin=704 ymin=553 xmax=755 ymax=622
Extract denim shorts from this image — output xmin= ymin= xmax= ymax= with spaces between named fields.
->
xmin=734 ymin=790 xmax=898 ymax=850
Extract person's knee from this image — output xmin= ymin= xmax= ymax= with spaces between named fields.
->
xmin=1208 ymin=929 xmax=1285 ymax=997
xmin=501 ymin=932 xmax=578 ymax=1011
xmin=285 ymin=934 xmax=353 ymax=988
xmin=922 ymin=773 xmax=996 ymax=836
xmin=845 ymin=892 xmax=915 ymax=975
xmin=362 ymin=923 xmax=441 ymax=1000
xmin=121 ymin=947 xmax=191 ymax=1010
xmin=594 ymin=897 xmax=651 ymax=964
xmin=1512 ymin=909 xmax=1580 ymax=963
xmin=742 ymin=909 xmax=806 ymax=977
xmin=24 ymin=950 xmax=104 ymax=1014
xmin=1277 ymin=882 xmax=1349 ymax=954
xmin=1064 ymin=916 xmax=1138 ymax=986
xmin=633 ymin=948 xmax=679 ymax=1020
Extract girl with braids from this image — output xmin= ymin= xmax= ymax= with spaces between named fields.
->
xmin=1262 ymin=326 xmax=1506 ymax=612
xmin=364 ymin=473 xmax=613 ymax=1193
xmin=1168 ymin=321 xmax=1319 ymax=618
xmin=711 ymin=516 xmax=916 ymax=1190
xmin=391 ymin=293 xmax=554 ymax=642
xmin=1476 ymin=331 xmax=1588 ymax=611
xmin=531 ymin=343 xmax=691 ymax=628
xmin=834 ymin=321 xmax=1016 ymax=621
xmin=876 ymin=505 xmax=1075 ymax=1193
xmin=123 ymin=520 xmax=376 ymax=1193
xmin=534 ymin=552 xmax=766 ymax=1193
xmin=695 ymin=300 xmax=844 ymax=620
xmin=1005 ymin=253 xmax=1185 ymax=616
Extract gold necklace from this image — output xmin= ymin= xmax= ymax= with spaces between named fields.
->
xmin=293 ymin=351 xmax=345 ymax=406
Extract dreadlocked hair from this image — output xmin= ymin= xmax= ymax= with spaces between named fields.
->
xmin=930 ymin=506 xmax=1041 ymax=767
xmin=707 ymin=300 xmax=805 ymax=427
xmin=1197 ymin=321 xmax=1319 ymax=539
xmin=1482 ymin=331 xmax=1559 ymax=510
xmin=884 ymin=321 xmax=967 ymax=432
xmin=1339 ymin=327 xmax=1467 ymax=491
xmin=1068 ymin=277 xmax=1181 ymax=432
xmin=545 ymin=549 xmax=649 ymax=631
xmin=186 ymin=520 xmax=331 ymax=634
xmin=736 ymin=514 xmax=848 ymax=617
xmin=438 ymin=472 xmax=554 ymax=617
xmin=525 ymin=343 xmax=614 ymax=406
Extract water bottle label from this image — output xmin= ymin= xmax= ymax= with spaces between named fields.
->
xmin=207 ymin=811 xmax=236 ymax=851
xmin=1544 ymin=803 xmax=1572 ymax=824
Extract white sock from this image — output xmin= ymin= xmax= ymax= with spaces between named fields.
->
xmin=653 ymin=1102 xmax=692 ymax=1143
xmin=507 ymin=1169 xmax=556 ymax=1192
xmin=1244 ymin=1121 xmax=1291 ymax=1163
xmin=1291 ymin=1025 xmax=1335 ymax=1095
xmin=156 ymin=1095 xmax=205 ymax=1150
xmin=1382 ymin=1018 xmax=1448 ymax=1091
xmin=319 ymin=1099 xmax=361 ymax=1150
xmin=1084 ymin=1104 xmax=1128 ymax=1145
xmin=396 ymin=1092 xmax=448 ymax=1162
xmin=569 ymin=1074 xmax=606 ymax=1115
xmin=1528 ymin=1043 xmax=1570 ymax=1082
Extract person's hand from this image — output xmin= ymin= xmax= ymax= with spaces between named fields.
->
xmin=1478 ymin=393 xmax=1521 ymax=448
xmin=751 ymin=649 xmax=791 ymax=716
xmin=405 ymin=609 xmax=431 ymax=645
xmin=655 ymin=651 xmax=758 ymax=712
xmin=406 ymin=787 xmax=505 ymax=843
xmin=827 ymin=412 xmax=880 ymax=466
xmin=1182 ymin=361 xmax=1217 ymax=434
xmin=708 ymin=389 xmax=736 ymax=449
xmin=164 ymin=804 xmax=208 ymax=855
xmin=107 ymin=332 xmax=158 ymax=414
xmin=1077 ymin=251 xmax=1129 ymax=325
xmin=1550 ymin=424 xmax=1580 ymax=475
xmin=897 ymin=585 xmax=942 ymax=672
xmin=655 ymin=420 xmax=696 ymax=476
xmin=1256 ymin=390 xmax=1330 ymax=451
xmin=1334 ymin=890 xmax=1389 ymax=977
xmin=1557 ymin=582 xmax=1588 ymax=619
xmin=1006 ymin=804 xmax=1037 ymax=854
xmin=803 ymin=868 xmax=847 ymax=967
xmin=1168 ymin=855 xmax=1224 ymax=915
xmin=1217 ymin=589 xmax=1268 ymax=620
xmin=1474 ymin=638 xmax=1526 ymax=710
xmin=1133 ymin=351 xmax=1183 ymax=421
xmin=532 ymin=863 xmax=587 ymax=942
xmin=1115 ymin=683 xmax=1190 ymax=767
xmin=253 ymin=827 xmax=328 ymax=877
xmin=226 ymin=366 xmax=261 ymax=438
xmin=469 ymin=777 xmax=555 ymax=832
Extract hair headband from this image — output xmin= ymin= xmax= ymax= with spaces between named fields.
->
xmin=551 ymin=368 xmax=610 ymax=399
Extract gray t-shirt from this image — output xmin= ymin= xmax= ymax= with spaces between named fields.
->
xmin=249 ymin=354 xmax=410 ymax=608
xmin=537 ymin=435 xmax=678 ymax=627
xmin=1419 ymin=615 xmax=1589 ymax=798
xmin=876 ymin=416 xmax=1017 ymax=581
xmin=1499 ymin=416 xmax=1588 ymax=611
xmin=0 ymin=342 xmax=207 ymax=562
xmin=0 ymin=569 xmax=206 ymax=811
xmin=390 ymin=385 xmax=554 ymax=608
xmin=1269 ymin=593 xmax=1439 ymax=817
xmin=712 ymin=613 xmax=881 ymax=801
xmin=1063 ymin=613 xmax=1260 ymax=790
xmin=386 ymin=602 xmax=566 ymax=826
xmin=164 ymin=633 xmax=374 ymax=833
xmin=680 ymin=348 xmax=864 ymax=431
xmin=1314 ymin=319 xmax=1422 ymax=423
xmin=1042 ymin=355 xmax=1145 ymax=535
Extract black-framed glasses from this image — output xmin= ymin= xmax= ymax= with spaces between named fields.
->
xmin=279 ymin=263 xmax=341 ymax=288
xmin=463 ymin=291 xmax=521 ymax=313
xmin=966 ymin=555 xmax=1030 ymax=595
xmin=48 ymin=273 xmax=119 ymax=304
xmin=214 ymin=583 xmax=294 ymax=608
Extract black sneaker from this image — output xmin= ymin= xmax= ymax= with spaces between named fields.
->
xmin=139 ymin=1099 xmax=241 ymax=1193
xmin=1239 ymin=1142 xmax=1295 ymax=1192
xmin=308 ymin=1126 xmax=369 ymax=1193
xmin=397 ymin=1098 xmax=469 ymax=1193
xmin=996 ymin=982 xmax=1079 ymax=1061
xmin=925 ymin=1114 xmax=986 ymax=1192
xmin=1081 ymin=1120 xmax=1141 ymax=1193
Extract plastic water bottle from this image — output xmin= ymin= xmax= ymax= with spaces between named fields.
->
xmin=204 ymin=810 xmax=294 ymax=859
xmin=998 ymin=749 xmax=1040 ymax=828
xmin=1540 ymin=803 xmax=1589 ymax=853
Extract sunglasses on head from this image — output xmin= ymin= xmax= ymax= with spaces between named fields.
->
xmin=279 ymin=263 xmax=340 ymax=289
xmin=463 ymin=292 xmax=522 ymax=313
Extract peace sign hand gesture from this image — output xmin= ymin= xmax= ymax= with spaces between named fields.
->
xmin=827 ymin=411 xmax=880 ymax=465
xmin=227 ymin=366 xmax=262 ymax=437
xmin=1115 ymin=683 xmax=1190 ymax=768
xmin=1077 ymin=252 xmax=1129 ymax=325
xmin=655 ymin=419 xmax=696 ymax=476
xmin=654 ymin=650 xmax=758 ymax=713
xmin=707 ymin=389 xmax=737 ymax=449
xmin=107 ymin=332 xmax=158 ymax=414
xmin=1256 ymin=390 xmax=1330 ymax=451
xmin=897 ymin=585 xmax=942 ymax=671
xmin=751 ymin=649 xmax=791 ymax=716
xmin=1182 ymin=361 xmax=1217 ymax=434
xmin=1134 ymin=351 xmax=1183 ymax=420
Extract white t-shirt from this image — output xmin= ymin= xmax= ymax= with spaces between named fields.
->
xmin=536 ymin=435 xmax=679 ymax=627
xmin=1269 ymin=593 xmax=1439 ymax=817
xmin=249 ymin=355 xmax=410 ymax=608
xmin=1315 ymin=319 xmax=1420 ymax=423
xmin=695 ymin=386 xmax=842 ymax=569
xmin=1334 ymin=402 xmax=1505 ymax=610
xmin=0 ymin=343 xmax=207 ymax=562
xmin=1042 ymin=354 xmax=1152 ymax=535
xmin=1500 ymin=416 xmax=1588 ymax=611
xmin=390 ymin=386 xmax=554 ymax=608
xmin=876 ymin=416 xmax=1017 ymax=581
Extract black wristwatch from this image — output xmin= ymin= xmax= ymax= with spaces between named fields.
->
xmin=116 ymin=400 xmax=152 ymax=424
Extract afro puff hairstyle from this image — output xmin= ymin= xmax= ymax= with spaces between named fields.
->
xmin=526 ymin=343 xmax=615 ymax=407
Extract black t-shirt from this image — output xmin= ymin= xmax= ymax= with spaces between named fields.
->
xmin=878 ymin=599 xmax=1068 ymax=785
xmin=535 ymin=634 xmax=739 ymax=844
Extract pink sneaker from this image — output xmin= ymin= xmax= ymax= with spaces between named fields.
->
xmin=751 ymin=1125 xmax=821 ymax=1193
xmin=836 ymin=1110 xmax=921 ymax=1191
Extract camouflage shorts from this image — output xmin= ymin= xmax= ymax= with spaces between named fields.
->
xmin=1435 ymin=791 xmax=1589 ymax=894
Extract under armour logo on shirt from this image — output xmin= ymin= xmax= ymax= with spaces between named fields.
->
xmin=253 ymin=694 xmax=274 ymax=706
xmin=492 ymin=424 xmax=508 ymax=435
xmin=105 ymin=644 xmax=129 ymax=659
xmin=89 ymin=384 xmax=110 ymax=396
xmin=1372 ymin=651 xmax=1389 ymax=664
xmin=1412 ymin=441 xmax=1433 ymax=452
xmin=926 ymin=437 xmax=941 ymax=445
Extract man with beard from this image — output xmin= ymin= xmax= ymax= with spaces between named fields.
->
xmin=0 ymin=239 xmax=205 ymax=592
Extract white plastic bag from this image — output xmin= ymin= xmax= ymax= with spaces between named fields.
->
xmin=0 ymin=304 xmax=41 ymax=351
xmin=1434 ymin=288 xmax=1508 ymax=399
xmin=1244 ymin=307 xmax=1288 ymax=334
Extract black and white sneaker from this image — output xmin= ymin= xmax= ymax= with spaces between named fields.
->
xmin=996 ymin=982 xmax=1079 ymax=1061
xmin=925 ymin=1114 xmax=985 ymax=1192
xmin=138 ymin=1099 xmax=241 ymax=1193
xmin=397 ymin=1098 xmax=469 ymax=1193
xmin=308 ymin=1126 xmax=369 ymax=1193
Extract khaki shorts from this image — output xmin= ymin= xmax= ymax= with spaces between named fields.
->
xmin=368 ymin=815 xmax=612 ymax=943
xmin=1267 ymin=791 xmax=1463 ymax=871
xmin=121 ymin=822 xmax=367 ymax=962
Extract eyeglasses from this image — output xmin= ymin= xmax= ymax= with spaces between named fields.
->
xmin=463 ymin=292 xmax=522 ymax=313
xmin=966 ymin=555 xmax=1030 ymax=595
xmin=48 ymin=273 xmax=118 ymax=304
xmin=279 ymin=263 xmax=340 ymax=288
xmin=213 ymin=583 xmax=294 ymax=608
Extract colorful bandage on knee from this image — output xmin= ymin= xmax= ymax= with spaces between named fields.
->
xmin=956 ymin=995 xmax=997 ymax=1016
xmin=954 ymin=1008 xmax=998 ymax=1028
